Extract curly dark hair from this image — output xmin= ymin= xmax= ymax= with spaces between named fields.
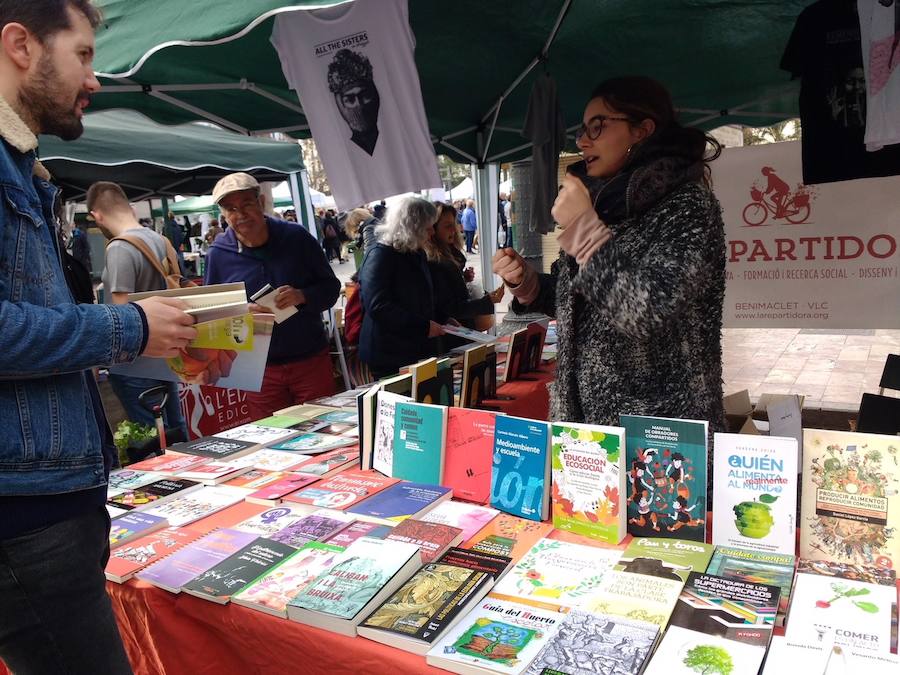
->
xmin=327 ymin=49 xmax=374 ymax=94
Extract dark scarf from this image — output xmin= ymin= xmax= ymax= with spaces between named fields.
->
xmin=568 ymin=150 xmax=705 ymax=226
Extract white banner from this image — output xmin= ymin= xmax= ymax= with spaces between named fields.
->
xmin=715 ymin=141 xmax=900 ymax=328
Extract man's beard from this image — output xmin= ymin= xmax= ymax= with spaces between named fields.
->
xmin=19 ymin=53 xmax=88 ymax=141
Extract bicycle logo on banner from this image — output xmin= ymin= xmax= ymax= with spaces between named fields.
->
xmin=741 ymin=166 xmax=816 ymax=227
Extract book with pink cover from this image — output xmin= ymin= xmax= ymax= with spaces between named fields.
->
xmin=420 ymin=500 xmax=499 ymax=540
xmin=245 ymin=473 xmax=322 ymax=506
xmin=284 ymin=469 xmax=399 ymax=510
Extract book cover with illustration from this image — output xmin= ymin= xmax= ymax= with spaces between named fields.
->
xmin=712 ymin=433 xmax=798 ymax=556
xmin=620 ymin=414 xmax=708 ymax=542
xmin=443 ymin=408 xmax=500 ymax=504
xmin=107 ymin=468 xmax=163 ymax=491
xmin=706 ymin=546 xmax=796 ymax=621
xmin=106 ymin=478 xmax=201 ymax=512
xmin=372 ymin=390 xmax=411 ymax=476
xmin=796 ymin=558 xmax=897 ymax=586
xmin=385 ymin=519 xmax=464 ymax=564
xmin=426 ymin=598 xmax=563 ymax=675
xmin=141 ymin=485 xmax=246 ymax=527
xmin=288 ymin=537 xmax=421 ymax=624
xmin=800 ymin=428 xmax=900 ymax=569
xmin=288 ymin=447 xmax=358 ymax=478
xmin=503 ymin=327 xmax=529 ymax=383
xmin=105 ymin=526 xmax=204 ymax=583
xmin=136 ymin=527 xmax=258 ymax=593
xmin=359 ymin=548 xmax=510 ymax=654
xmin=313 ymin=409 xmax=360 ymax=425
xmin=644 ymin=625 xmax=768 ymax=675
xmin=174 ymin=460 xmax=253 ymax=485
xmin=583 ymin=569 xmax=684 ymax=628
xmin=233 ymin=448 xmax=310 ymax=473
xmin=126 ymin=450 xmax=206 ymax=475
xmin=284 ymin=469 xmax=399 ymax=510
xmin=232 ymin=505 xmax=307 ymax=538
xmin=269 ymin=432 xmax=356 ymax=454
xmin=244 ymin=473 xmax=321 ymax=506
xmin=347 ymin=482 xmax=452 ymax=525
xmin=523 ymin=610 xmax=658 ymax=675
xmin=490 ymin=416 xmax=550 ymax=522
xmin=323 ymin=520 xmax=394 ymax=547
xmin=109 ymin=512 xmax=168 ymax=548
xmin=411 ymin=357 xmax=454 ymax=406
xmin=215 ymin=423 xmax=298 ymax=446
xmin=551 ymin=421 xmax=626 ymax=544
xmin=168 ymin=436 xmax=257 ymax=461
xmin=784 ymin=570 xmax=897 ymax=659
xmin=615 ymin=537 xmax=714 ymax=583
xmin=182 ymin=537 xmax=296 ymax=604
xmin=391 ymin=401 xmax=448 ymax=485
xmin=491 ymin=538 xmax=620 ymax=611
xmin=421 ymin=501 xmax=499 ymax=540
xmin=231 ymin=541 xmax=345 ymax=618
xmin=222 ymin=469 xmax=285 ymax=490
xmin=270 ymin=511 xmax=353 ymax=548
xmin=459 ymin=345 xmax=487 ymax=408
xmin=465 ymin=514 xmax=553 ymax=564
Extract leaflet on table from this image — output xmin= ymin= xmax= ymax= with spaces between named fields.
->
xmin=440 ymin=324 xmax=497 ymax=344
xmin=109 ymin=314 xmax=275 ymax=392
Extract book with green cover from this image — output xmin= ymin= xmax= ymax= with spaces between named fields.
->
xmin=616 ymin=537 xmax=715 ymax=583
xmin=620 ymin=414 xmax=709 ymax=542
xmin=391 ymin=401 xmax=447 ymax=484
xmin=550 ymin=421 xmax=626 ymax=544
xmin=583 ymin=569 xmax=683 ymax=628
xmin=706 ymin=546 xmax=795 ymax=621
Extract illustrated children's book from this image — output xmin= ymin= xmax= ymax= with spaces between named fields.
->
xmin=358 ymin=547 xmax=511 ymax=655
xmin=231 ymin=541 xmax=345 ymax=618
xmin=287 ymin=537 xmax=422 ymax=636
xmin=426 ymin=598 xmax=563 ymax=675
xmin=712 ymin=432 xmax=798 ymax=556
xmin=490 ymin=416 xmax=550 ymax=522
xmin=800 ymin=428 xmax=900 ymax=569
xmin=615 ymin=537 xmax=714 ymax=583
xmin=550 ymin=421 xmax=626 ymax=544
xmin=706 ymin=546 xmax=796 ymax=623
xmin=620 ymin=414 xmax=709 ymax=542
xmin=442 ymin=408 xmax=500 ymax=504
xmin=523 ymin=610 xmax=658 ymax=675
xmin=491 ymin=538 xmax=621 ymax=611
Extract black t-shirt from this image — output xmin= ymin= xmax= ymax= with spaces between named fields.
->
xmin=781 ymin=0 xmax=900 ymax=184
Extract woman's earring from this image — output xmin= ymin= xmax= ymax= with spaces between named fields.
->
xmin=626 ymin=145 xmax=634 ymax=157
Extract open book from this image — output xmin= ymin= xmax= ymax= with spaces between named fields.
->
xmin=127 ymin=282 xmax=248 ymax=325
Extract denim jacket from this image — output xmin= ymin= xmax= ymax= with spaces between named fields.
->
xmin=0 ymin=96 xmax=145 ymax=497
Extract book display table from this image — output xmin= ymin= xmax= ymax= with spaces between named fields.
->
xmin=489 ymin=363 xmax=554 ymax=421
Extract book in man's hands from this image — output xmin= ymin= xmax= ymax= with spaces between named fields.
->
xmin=128 ymin=282 xmax=249 ymax=325
xmin=250 ymin=283 xmax=297 ymax=324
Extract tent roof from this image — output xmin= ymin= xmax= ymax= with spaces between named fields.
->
xmin=150 ymin=192 xmax=295 ymax=217
xmin=89 ymin=0 xmax=806 ymax=166
xmin=39 ymin=109 xmax=304 ymax=200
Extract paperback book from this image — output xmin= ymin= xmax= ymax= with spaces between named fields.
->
xmin=491 ymin=538 xmax=621 ymax=611
xmin=490 ymin=416 xmax=550 ymax=522
xmin=136 ymin=528 xmax=257 ymax=593
xmin=231 ymin=541 xmax=345 ymax=618
xmin=126 ymin=451 xmax=206 ymax=475
xmin=182 ymin=537 xmax=296 ymax=604
xmin=107 ymin=468 xmax=163 ymax=491
xmin=106 ymin=478 xmax=201 ymax=511
xmin=168 ymin=436 xmax=257 ymax=461
xmin=244 ymin=473 xmax=321 ymax=506
xmin=443 ymin=408 xmax=499 ymax=504
xmin=285 ymin=469 xmax=399 ymax=511
xmin=421 ymin=501 xmax=499 ymax=540
xmin=465 ymin=514 xmax=554 ymax=564
xmin=232 ymin=505 xmax=308 ymax=537
xmin=214 ymin=423 xmax=299 ymax=445
xmin=222 ymin=469 xmax=284 ymax=489
xmin=800 ymin=428 xmax=900 ymax=569
xmin=391 ymin=401 xmax=447 ymax=484
xmin=550 ymin=421 xmax=626 ymax=544
xmin=615 ymin=537 xmax=715 ymax=583
xmin=313 ymin=409 xmax=359 ymax=425
xmin=523 ymin=610 xmax=658 ymax=675
xmin=323 ymin=520 xmax=394 ymax=547
xmin=645 ymin=625 xmax=770 ymax=675
xmin=620 ymin=414 xmax=709 ymax=542
xmin=287 ymin=537 xmax=422 ymax=635
xmin=426 ymin=598 xmax=563 ymax=675
xmin=269 ymin=510 xmax=353 ymax=548
xmin=372 ymin=390 xmax=411 ymax=476
xmin=346 ymin=482 xmax=453 ymax=525
xmin=105 ymin=527 xmax=204 ymax=583
xmin=583 ymin=569 xmax=684 ymax=628
xmin=141 ymin=485 xmax=247 ymax=527
xmin=712 ymin=432 xmax=798 ymax=556
xmin=270 ymin=432 xmax=356 ymax=454
xmin=109 ymin=512 xmax=168 ymax=548
xmin=385 ymin=519 xmax=464 ymax=564
xmin=288 ymin=447 xmax=358 ymax=478
xmin=706 ymin=546 xmax=796 ymax=621
xmin=358 ymin=547 xmax=511 ymax=654
xmin=175 ymin=460 xmax=253 ymax=485
xmin=459 ymin=345 xmax=487 ymax=408
xmin=234 ymin=448 xmax=310 ymax=473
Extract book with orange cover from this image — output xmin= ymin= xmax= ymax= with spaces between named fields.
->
xmin=189 ymin=500 xmax=268 ymax=534
xmin=462 ymin=513 xmax=553 ymax=564
xmin=105 ymin=526 xmax=205 ymax=583
xmin=442 ymin=408 xmax=499 ymax=504
xmin=127 ymin=451 xmax=206 ymax=474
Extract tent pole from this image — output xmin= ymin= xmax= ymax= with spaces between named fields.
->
xmin=472 ymin=163 xmax=500 ymax=317
xmin=289 ymin=170 xmax=317 ymax=239
xmin=148 ymin=90 xmax=249 ymax=134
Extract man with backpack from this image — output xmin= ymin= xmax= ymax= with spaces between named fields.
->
xmin=88 ymin=181 xmax=188 ymax=438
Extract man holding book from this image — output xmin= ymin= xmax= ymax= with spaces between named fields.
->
xmin=205 ymin=172 xmax=341 ymax=419
xmin=0 ymin=1 xmax=198 ymax=672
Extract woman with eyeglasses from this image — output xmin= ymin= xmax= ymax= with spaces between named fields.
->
xmin=493 ymin=76 xmax=726 ymax=433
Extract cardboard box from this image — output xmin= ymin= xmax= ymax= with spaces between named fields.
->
xmin=723 ymin=389 xmax=758 ymax=435
xmin=723 ymin=391 xmax=805 ymax=437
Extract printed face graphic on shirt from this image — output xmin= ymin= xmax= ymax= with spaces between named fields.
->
xmin=327 ymin=48 xmax=380 ymax=155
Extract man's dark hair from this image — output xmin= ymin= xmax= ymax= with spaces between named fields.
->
xmin=0 ymin=0 xmax=102 ymax=43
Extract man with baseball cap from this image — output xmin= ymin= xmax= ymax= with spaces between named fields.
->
xmin=205 ymin=173 xmax=341 ymax=418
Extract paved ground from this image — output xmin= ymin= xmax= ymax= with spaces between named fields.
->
xmin=331 ymin=251 xmax=900 ymax=412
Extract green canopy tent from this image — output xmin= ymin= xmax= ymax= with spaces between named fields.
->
xmin=149 ymin=193 xmax=295 ymax=217
xmin=38 ymin=109 xmax=305 ymax=202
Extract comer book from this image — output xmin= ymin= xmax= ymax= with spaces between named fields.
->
xmin=550 ymin=421 xmax=626 ymax=544
xmin=490 ymin=416 xmax=550 ymax=522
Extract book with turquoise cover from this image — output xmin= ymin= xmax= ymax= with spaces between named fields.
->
xmin=391 ymin=401 xmax=447 ymax=484
xmin=490 ymin=416 xmax=550 ymax=522
xmin=551 ymin=421 xmax=626 ymax=544
xmin=620 ymin=414 xmax=709 ymax=542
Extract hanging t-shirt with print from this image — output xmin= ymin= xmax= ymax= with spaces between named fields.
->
xmin=271 ymin=0 xmax=442 ymax=210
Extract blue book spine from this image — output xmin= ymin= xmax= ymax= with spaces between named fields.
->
xmin=490 ymin=416 xmax=549 ymax=521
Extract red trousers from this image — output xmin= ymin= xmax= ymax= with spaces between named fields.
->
xmin=246 ymin=348 xmax=336 ymax=420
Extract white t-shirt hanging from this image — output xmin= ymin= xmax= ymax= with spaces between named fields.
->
xmin=858 ymin=0 xmax=900 ymax=151
xmin=271 ymin=0 xmax=442 ymax=210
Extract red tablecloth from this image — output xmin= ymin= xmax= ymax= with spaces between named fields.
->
xmin=487 ymin=363 xmax=554 ymax=420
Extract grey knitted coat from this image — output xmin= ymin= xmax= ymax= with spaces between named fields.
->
xmin=513 ymin=181 xmax=726 ymax=432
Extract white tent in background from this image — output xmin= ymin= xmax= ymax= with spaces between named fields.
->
xmin=448 ymin=176 xmax=474 ymax=200
xmin=273 ymin=180 xmax=335 ymax=210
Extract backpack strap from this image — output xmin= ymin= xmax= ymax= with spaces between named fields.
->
xmin=110 ymin=232 xmax=180 ymax=279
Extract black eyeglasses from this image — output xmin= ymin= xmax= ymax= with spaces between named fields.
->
xmin=574 ymin=115 xmax=631 ymax=142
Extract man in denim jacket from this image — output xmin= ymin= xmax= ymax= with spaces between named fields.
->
xmin=0 ymin=2 xmax=199 ymax=672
